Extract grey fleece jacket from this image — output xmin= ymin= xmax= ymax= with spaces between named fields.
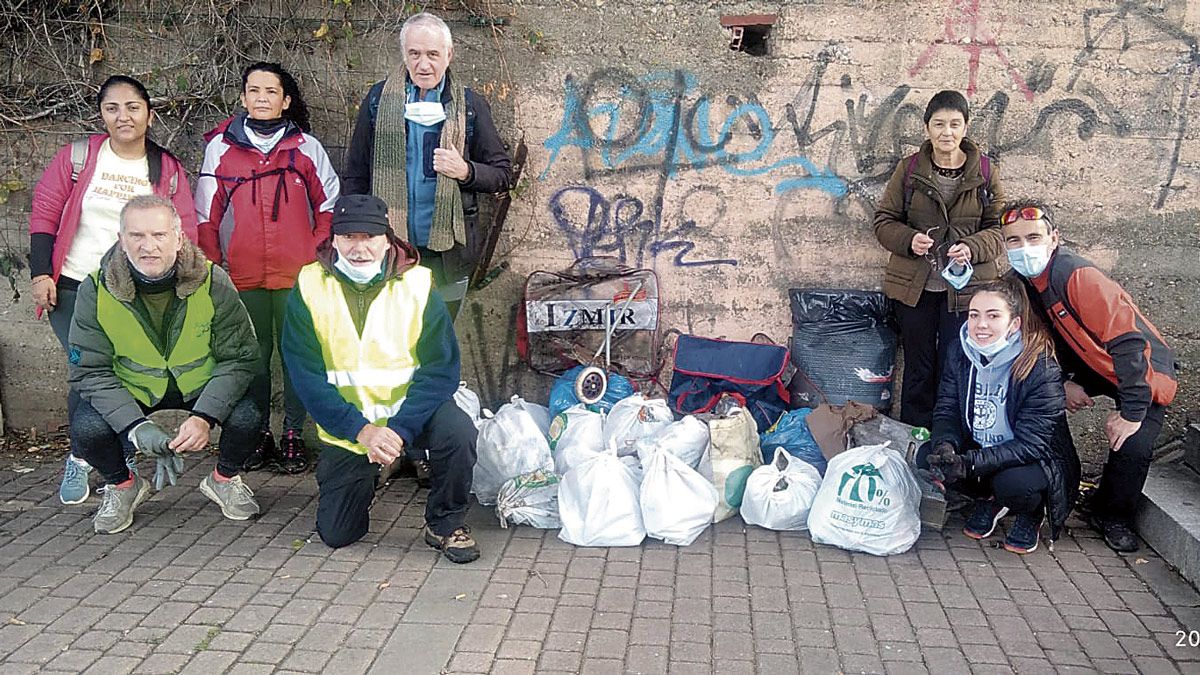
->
xmin=67 ymin=238 xmax=259 ymax=433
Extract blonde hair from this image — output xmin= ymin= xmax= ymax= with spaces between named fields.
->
xmin=970 ymin=277 xmax=1054 ymax=382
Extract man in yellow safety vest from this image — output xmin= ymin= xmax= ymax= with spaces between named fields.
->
xmin=281 ymin=194 xmax=479 ymax=563
xmin=68 ymin=195 xmax=261 ymax=534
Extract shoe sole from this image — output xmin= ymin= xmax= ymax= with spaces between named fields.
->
xmin=963 ymin=505 xmax=1009 ymax=540
xmin=424 ymin=530 xmax=481 ymax=564
xmin=199 ymin=480 xmax=257 ymax=521
xmin=96 ymin=480 xmax=151 ymax=534
xmin=1003 ymin=537 xmax=1040 ymax=554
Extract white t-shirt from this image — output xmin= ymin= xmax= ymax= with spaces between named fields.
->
xmin=61 ymin=140 xmax=153 ymax=281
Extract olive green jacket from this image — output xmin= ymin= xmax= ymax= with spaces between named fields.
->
xmin=68 ymin=239 xmax=259 ymax=433
xmin=872 ymin=137 xmax=1006 ymax=312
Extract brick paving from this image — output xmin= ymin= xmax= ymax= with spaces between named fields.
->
xmin=2 ymin=454 xmax=1200 ymax=674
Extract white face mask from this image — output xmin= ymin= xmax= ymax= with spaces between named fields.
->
xmin=404 ymin=101 xmax=446 ymax=126
xmin=941 ymin=260 xmax=974 ymax=290
xmin=334 ymin=254 xmax=383 ymax=284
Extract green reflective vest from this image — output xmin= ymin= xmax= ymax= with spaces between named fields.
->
xmin=93 ymin=264 xmax=216 ymax=406
xmin=295 ymin=262 xmax=431 ymax=455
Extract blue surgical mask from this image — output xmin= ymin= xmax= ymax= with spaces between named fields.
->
xmin=1007 ymin=244 xmax=1051 ymax=277
xmin=334 ymin=254 xmax=383 ymax=284
xmin=966 ymin=327 xmax=1020 ymax=358
xmin=941 ymin=260 xmax=974 ymax=290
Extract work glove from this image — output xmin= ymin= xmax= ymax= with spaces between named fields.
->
xmin=129 ymin=421 xmax=173 ymax=458
xmin=153 ymin=454 xmax=186 ymax=490
xmin=128 ymin=421 xmax=184 ymax=489
xmin=926 ymin=441 xmax=968 ymax=484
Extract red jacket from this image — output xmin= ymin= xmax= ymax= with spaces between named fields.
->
xmin=29 ymin=133 xmax=198 ymax=285
xmin=195 ymin=114 xmax=340 ymax=291
xmin=1030 ymin=247 xmax=1176 ymax=421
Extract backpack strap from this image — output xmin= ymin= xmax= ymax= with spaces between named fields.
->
xmin=977 ymin=153 xmax=992 ymax=208
xmin=69 ymin=139 xmax=89 ymax=183
xmin=901 ymin=153 xmax=920 ymax=216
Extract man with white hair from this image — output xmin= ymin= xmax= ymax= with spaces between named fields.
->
xmin=68 ymin=195 xmax=261 ymax=534
xmin=343 ymin=11 xmax=511 ymax=317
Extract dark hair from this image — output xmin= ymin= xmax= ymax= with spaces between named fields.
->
xmin=242 ymin=62 xmax=311 ymax=133
xmin=1001 ymin=198 xmax=1056 ymax=233
xmin=923 ymin=90 xmax=971 ymax=125
xmin=96 ymin=75 xmax=168 ymax=187
xmin=969 ymin=276 xmax=1054 ymax=383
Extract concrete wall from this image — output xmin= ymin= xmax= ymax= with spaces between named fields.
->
xmin=1 ymin=1 xmax=1197 ymax=444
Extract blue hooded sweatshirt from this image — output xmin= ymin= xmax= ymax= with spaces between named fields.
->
xmin=959 ymin=323 xmax=1023 ymax=448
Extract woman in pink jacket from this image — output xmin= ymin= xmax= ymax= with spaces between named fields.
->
xmin=195 ymin=62 xmax=340 ymax=475
xmin=29 ymin=74 xmax=198 ymax=505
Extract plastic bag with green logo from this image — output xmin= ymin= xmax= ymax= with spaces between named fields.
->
xmin=496 ymin=469 xmax=562 ymax=529
xmin=807 ymin=443 xmax=922 ymax=556
xmin=707 ymin=407 xmax=763 ymax=522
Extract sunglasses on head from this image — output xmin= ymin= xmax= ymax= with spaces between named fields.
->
xmin=1002 ymin=206 xmax=1051 ymax=226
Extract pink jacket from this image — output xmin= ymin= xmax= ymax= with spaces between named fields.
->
xmin=29 ymin=134 xmax=199 ymax=287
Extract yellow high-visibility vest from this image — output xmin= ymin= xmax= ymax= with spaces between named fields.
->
xmin=295 ymin=262 xmax=431 ymax=454
xmin=93 ymin=264 xmax=216 ymax=406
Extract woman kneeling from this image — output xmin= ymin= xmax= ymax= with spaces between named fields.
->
xmin=925 ymin=277 xmax=1080 ymax=553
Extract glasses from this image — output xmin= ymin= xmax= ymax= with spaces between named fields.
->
xmin=922 ymin=227 xmax=951 ymax=270
xmin=1002 ymin=206 xmax=1050 ymax=226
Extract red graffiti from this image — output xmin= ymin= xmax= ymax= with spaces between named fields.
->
xmin=909 ymin=0 xmax=1035 ymax=102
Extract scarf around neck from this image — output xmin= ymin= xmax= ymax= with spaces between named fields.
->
xmin=373 ymin=72 xmax=467 ymax=251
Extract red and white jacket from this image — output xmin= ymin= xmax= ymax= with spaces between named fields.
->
xmin=195 ymin=114 xmax=340 ymax=291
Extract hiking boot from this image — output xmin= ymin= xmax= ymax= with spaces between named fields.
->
xmin=424 ymin=525 xmax=480 ymax=564
xmin=59 ymin=454 xmax=93 ymax=505
xmin=1003 ymin=512 xmax=1043 ymax=554
xmin=1095 ymin=518 xmax=1140 ymax=553
xmin=242 ymin=430 xmax=277 ymax=472
xmin=963 ymin=499 xmax=1009 ymax=540
xmin=199 ymin=473 xmax=260 ymax=521
xmin=93 ymin=475 xmax=151 ymax=534
xmin=275 ymin=430 xmax=309 ymax=474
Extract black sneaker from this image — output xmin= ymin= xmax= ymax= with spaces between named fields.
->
xmin=424 ymin=525 xmax=480 ymax=564
xmin=274 ymin=430 xmax=309 ymax=474
xmin=963 ymin=499 xmax=1009 ymax=540
xmin=1095 ymin=517 xmax=1140 ymax=553
xmin=1003 ymin=512 xmax=1043 ymax=554
xmin=242 ymin=430 xmax=277 ymax=472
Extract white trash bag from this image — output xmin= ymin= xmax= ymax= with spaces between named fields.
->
xmin=640 ymin=449 xmax=718 ymax=546
xmin=547 ymin=404 xmax=606 ymax=475
xmin=604 ymin=394 xmax=674 ymax=456
xmin=453 ymin=381 xmax=483 ymax=424
xmin=741 ymin=448 xmax=823 ymax=531
xmin=557 ymin=449 xmax=646 ymax=547
xmin=634 ymin=415 xmax=710 ymax=470
xmin=496 ymin=469 xmax=562 ymax=529
xmin=472 ymin=396 xmax=554 ymax=506
xmin=807 ymin=443 xmax=922 ymax=556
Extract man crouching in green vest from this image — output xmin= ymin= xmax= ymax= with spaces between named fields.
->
xmin=281 ymin=194 xmax=479 ymax=562
xmin=68 ymin=195 xmax=262 ymax=534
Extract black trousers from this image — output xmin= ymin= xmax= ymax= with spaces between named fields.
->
xmin=71 ymin=390 xmax=260 ymax=484
xmin=917 ymin=445 xmax=1048 ymax=515
xmin=1091 ymin=402 xmax=1166 ymax=523
xmin=895 ymin=290 xmax=967 ymax=429
xmin=239 ymin=288 xmax=307 ymax=433
xmin=315 ymin=399 xmax=478 ymax=548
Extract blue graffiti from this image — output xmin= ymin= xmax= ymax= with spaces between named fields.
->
xmin=542 ymin=68 xmax=846 ymax=198
xmin=549 ymin=185 xmax=737 ymax=268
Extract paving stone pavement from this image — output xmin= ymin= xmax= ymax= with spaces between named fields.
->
xmin=2 ymin=454 xmax=1200 ymax=674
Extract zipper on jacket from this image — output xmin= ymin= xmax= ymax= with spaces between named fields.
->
xmin=913 ymin=174 xmax=951 ymax=225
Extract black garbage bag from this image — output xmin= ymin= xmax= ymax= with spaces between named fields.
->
xmin=788 ymin=289 xmax=897 ymax=409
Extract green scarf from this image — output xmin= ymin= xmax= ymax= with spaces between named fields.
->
xmin=373 ymin=73 xmax=467 ymax=252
